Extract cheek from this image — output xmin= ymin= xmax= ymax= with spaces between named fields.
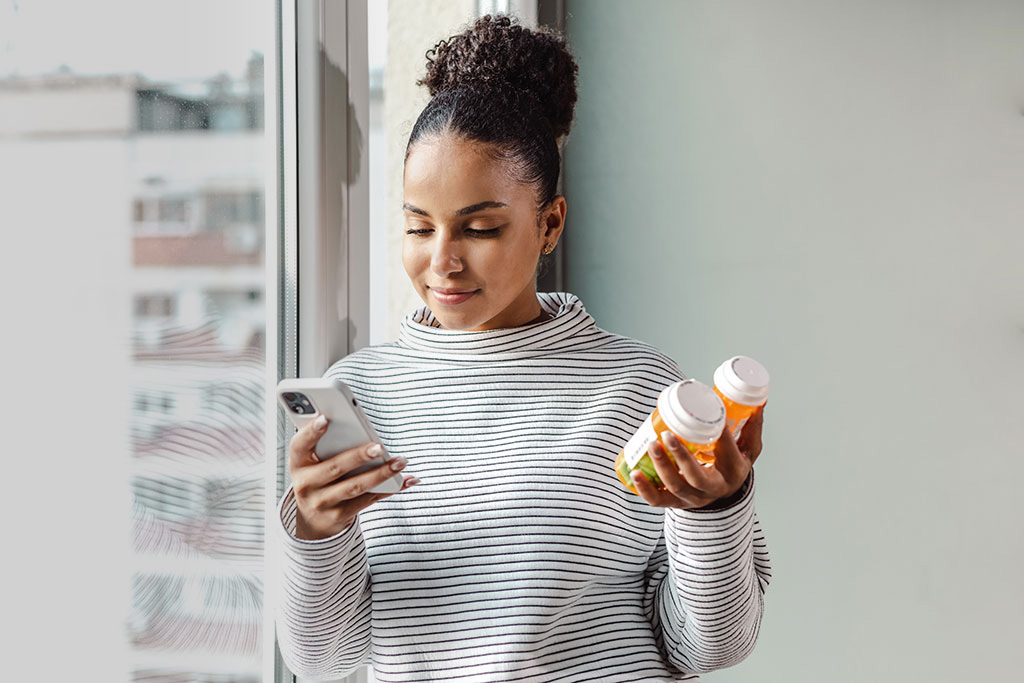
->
xmin=508 ymin=233 xmax=542 ymax=273
xmin=479 ymin=242 xmax=522 ymax=277
xmin=480 ymin=244 xmax=537 ymax=290
xmin=401 ymin=238 xmax=424 ymax=278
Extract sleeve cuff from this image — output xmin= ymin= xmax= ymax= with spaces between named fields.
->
xmin=277 ymin=485 xmax=362 ymax=553
xmin=665 ymin=468 xmax=757 ymax=528
xmin=695 ymin=468 xmax=754 ymax=511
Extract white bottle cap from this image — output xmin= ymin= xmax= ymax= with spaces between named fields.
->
xmin=657 ymin=379 xmax=726 ymax=445
xmin=713 ymin=355 xmax=770 ymax=406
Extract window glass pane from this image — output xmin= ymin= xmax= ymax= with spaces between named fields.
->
xmin=0 ymin=2 xmax=269 ymax=680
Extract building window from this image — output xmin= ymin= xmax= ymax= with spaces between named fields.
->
xmin=134 ymin=294 xmax=176 ymax=318
xmin=133 ymin=196 xmax=198 ymax=234
xmin=133 ymin=391 xmax=175 ymax=416
xmin=203 ymin=190 xmax=262 ymax=230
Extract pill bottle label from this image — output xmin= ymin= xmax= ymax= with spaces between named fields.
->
xmin=623 ymin=414 xmax=658 ymax=468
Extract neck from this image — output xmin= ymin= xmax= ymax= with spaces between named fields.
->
xmin=524 ymin=307 xmax=551 ymax=325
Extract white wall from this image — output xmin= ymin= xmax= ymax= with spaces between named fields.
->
xmin=0 ymin=77 xmax=138 ymax=136
xmin=0 ymin=135 xmax=132 ymax=680
xmin=563 ymin=1 xmax=1024 ymax=681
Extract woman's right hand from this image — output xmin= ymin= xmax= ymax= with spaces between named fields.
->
xmin=289 ymin=414 xmax=419 ymax=540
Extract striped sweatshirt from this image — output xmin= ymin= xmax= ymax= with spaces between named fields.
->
xmin=275 ymin=291 xmax=772 ymax=682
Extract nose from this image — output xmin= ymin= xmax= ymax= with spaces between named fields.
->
xmin=430 ymin=233 xmax=464 ymax=278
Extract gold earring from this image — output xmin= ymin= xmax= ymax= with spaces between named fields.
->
xmin=542 ymin=244 xmax=555 ymax=254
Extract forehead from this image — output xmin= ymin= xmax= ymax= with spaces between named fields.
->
xmin=403 ymin=135 xmax=531 ymax=207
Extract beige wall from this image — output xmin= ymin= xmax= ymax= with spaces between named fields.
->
xmin=564 ymin=1 xmax=1024 ymax=681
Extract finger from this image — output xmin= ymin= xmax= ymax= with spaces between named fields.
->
xmin=327 ymin=491 xmax=393 ymax=522
xmin=630 ymin=470 xmax=679 ymax=508
xmin=649 ymin=438 xmax=722 ymax=501
xmin=317 ymin=453 xmax=410 ymax=506
xmin=289 ymin=414 xmax=330 ymax=469
xmin=320 ymin=474 xmax=421 ymax=525
xmin=712 ymin=426 xmax=749 ymax=484
xmin=658 ymin=432 xmax=725 ymax=496
xmin=631 ymin=469 xmax=714 ymax=509
xmin=308 ymin=441 xmax=390 ymax=489
xmin=737 ymin=404 xmax=765 ymax=464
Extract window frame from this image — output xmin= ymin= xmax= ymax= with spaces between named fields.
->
xmin=264 ymin=1 xmax=371 ymax=682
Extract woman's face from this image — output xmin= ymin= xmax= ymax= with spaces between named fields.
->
xmin=402 ymin=134 xmax=565 ymax=331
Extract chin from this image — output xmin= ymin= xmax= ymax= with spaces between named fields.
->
xmin=420 ymin=287 xmax=493 ymax=330
xmin=432 ymin=300 xmax=500 ymax=331
xmin=430 ymin=309 xmax=485 ymax=331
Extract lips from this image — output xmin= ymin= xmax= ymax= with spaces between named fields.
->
xmin=430 ymin=287 xmax=479 ymax=305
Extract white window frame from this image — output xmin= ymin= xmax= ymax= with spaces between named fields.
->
xmin=264 ymin=1 xmax=371 ymax=682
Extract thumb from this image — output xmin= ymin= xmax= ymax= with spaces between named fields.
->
xmin=737 ymin=403 xmax=765 ymax=463
xmin=289 ymin=414 xmax=328 ymax=468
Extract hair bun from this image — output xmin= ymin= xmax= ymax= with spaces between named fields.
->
xmin=418 ymin=14 xmax=579 ymax=139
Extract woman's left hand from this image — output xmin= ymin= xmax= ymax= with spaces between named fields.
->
xmin=631 ymin=403 xmax=765 ymax=510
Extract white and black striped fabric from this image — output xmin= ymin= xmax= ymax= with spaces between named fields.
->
xmin=275 ymin=292 xmax=772 ymax=682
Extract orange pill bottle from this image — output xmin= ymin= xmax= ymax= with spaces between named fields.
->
xmin=614 ymin=379 xmax=726 ymax=493
xmin=712 ymin=355 xmax=770 ymax=440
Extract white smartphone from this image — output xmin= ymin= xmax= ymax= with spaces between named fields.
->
xmin=276 ymin=377 xmax=404 ymax=494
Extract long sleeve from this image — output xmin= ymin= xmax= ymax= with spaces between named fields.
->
xmin=283 ymin=292 xmax=775 ymax=680
xmin=643 ymin=469 xmax=772 ymax=674
xmin=274 ymin=486 xmax=373 ymax=680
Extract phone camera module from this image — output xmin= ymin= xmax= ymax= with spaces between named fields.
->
xmin=281 ymin=391 xmax=313 ymax=415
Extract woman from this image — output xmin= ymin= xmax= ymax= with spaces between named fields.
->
xmin=275 ymin=15 xmax=771 ymax=683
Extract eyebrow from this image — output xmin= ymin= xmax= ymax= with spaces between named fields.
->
xmin=402 ymin=201 xmax=508 ymax=217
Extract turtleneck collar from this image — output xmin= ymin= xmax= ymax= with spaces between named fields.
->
xmin=397 ymin=291 xmax=600 ymax=358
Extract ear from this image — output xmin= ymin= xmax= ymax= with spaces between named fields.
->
xmin=541 ymin=195 xmax=567 ymax=243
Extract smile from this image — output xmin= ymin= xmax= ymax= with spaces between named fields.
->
xmin=430 ymin=288 xmax=479 ymax=305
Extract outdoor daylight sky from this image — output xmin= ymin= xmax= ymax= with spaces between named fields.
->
xmin=0 ymin=0 xmax=267 ymax=80
xmin=0 ymin=0 xmax=388 ymax=80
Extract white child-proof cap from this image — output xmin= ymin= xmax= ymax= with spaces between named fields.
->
xmin=657 ymin=379 xmax=726 ymax=446
xmin=713 ymin=355 xmax=770 ymax=406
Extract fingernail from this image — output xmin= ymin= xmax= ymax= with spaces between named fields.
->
xmin=660 ymin=431 xmax=678 ymax=447
xmin=368 ymin=443 xmax=385 ymax=458
xmin=314 ymin=414 xmax=327 ymax=430
xmin=405 ymin=476 xmax=421 ymax=487
xmin=390 ymin=456 xmax=407 ymax=472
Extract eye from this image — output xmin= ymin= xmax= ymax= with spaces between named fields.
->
xmin=465 ymin=226 xmax=502 ymax=237
xmin=405 ymin=227 xmax=433 ymax=236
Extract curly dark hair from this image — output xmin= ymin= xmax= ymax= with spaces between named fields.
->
xmin=417 ymin=14 xmax=578 ymax=139
xmin=405 ymin=14 xmax=579 ymax=208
